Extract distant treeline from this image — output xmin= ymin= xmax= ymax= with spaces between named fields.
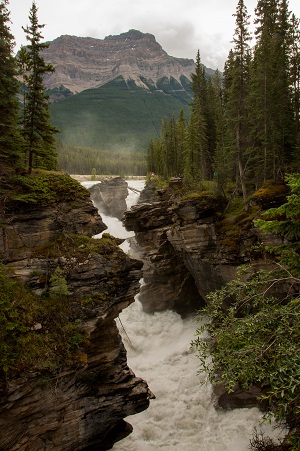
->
xmin=56 ymin=141 xmax=147 ymax=176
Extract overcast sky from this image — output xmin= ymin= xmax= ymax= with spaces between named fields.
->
xmin=8 ymin=0 xmax=300 ymax=70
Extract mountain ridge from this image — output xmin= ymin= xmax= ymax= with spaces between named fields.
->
xmin=42 ymin=30 xmax=198 ymax=95
xmin=43 ymin=30 xmax=215 ymax=156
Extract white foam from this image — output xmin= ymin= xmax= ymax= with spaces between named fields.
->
xmin=87 ymin=179 xmax=284 ymax=450
xmin=114 ymin=297 xmax=283 ymax=451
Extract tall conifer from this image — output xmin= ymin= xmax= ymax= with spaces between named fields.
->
xmin=249 ymin=0 xmax=294 ymax=181
xmin=224 ymin=0 xmax=252 ymax=207
xmin=187 ymin=51 xmax=209 ymax=181
xmin=21 ymin=1 xmax=58 ymax=173
xmin=0 ymin=0 xmax=22 ymax=167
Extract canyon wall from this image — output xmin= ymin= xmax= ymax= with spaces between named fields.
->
xmin=0 ymin=174 xmax=151 ymax=451
xmin=124 ymin=182 xmax=260 ymax=316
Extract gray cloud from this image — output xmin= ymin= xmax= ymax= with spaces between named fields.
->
xmin=9 ymin=0 xmax=300 ymax=70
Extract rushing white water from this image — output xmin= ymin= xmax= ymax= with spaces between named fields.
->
xmin=84 ymin=179 xmax=283 ymax=450
xmin=115 ymin=298 xmax=282 ymax=451
xmin=82 ymin=179 xmax=145 ymax=253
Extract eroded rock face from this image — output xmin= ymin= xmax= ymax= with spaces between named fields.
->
xmin=0 ymin=180 xmax=151 ymax=450
xmin=42 ymin=30 xmax=196 ymax=94
xmin=0 ymin=316 xmax=150 ymax=451
xmin=0 ymin=199 xmax=106 ymax=262
xmin=123 ymin=183 xmax=258 ymax=316
xmin=89 ymin=177 xmax=128 ymax=220
xmin=124 ymin=182 xmax=285 ymax=410
xmin=124 ymin=187 xmax=230 ymax=315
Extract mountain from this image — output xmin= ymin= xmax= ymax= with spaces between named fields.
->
xmin=42 ymin=30 xmax=213 ymax=154
xmin=43 ymin=30 xmax=196 ymax=94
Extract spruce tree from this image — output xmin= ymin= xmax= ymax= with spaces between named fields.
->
xmin=289 ymin=14 xmax=300 ymax=156
xmin=21 ymin=1 xmax=58 ymax=173
xmin=224 ymin=0 xmax=252 ymax=208
xmin=210 ymin=70 xmax=229 ymax=192
xmin=0 ymin=0 xmax=22 ymax=168
xmin=249 ymin=0 xmax=295 ymax=182
xmin=176 ymin=109 xmax=187 ymax=176
xmin=187 ymin=51 xmax=209 ymax=181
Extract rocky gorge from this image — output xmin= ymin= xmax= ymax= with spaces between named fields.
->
xmin=0 ymin=172 xmax=151 ymax=451
xmin=123 ymin=181 xmax=256 ymax=315
xmin=123 ymin=179 xmax=289 ymax=411
xmin=0 ymin=173 xmax=288 ymax=450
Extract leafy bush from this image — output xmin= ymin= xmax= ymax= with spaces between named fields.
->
xmin=192 ymin=264 xmax=300 ymax=425
xmin=192 ymin=174 xmax=300 ymax=448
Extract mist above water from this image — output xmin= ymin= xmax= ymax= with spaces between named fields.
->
xmin=86 ymin=179 xmax=282 ymax=450
xmin=115 ymin=298 xmax=282 ymax=451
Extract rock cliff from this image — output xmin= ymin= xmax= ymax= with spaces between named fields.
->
xmin=0 ymin=171 xmax=151 ymax=450
xmin=42 ymin=30 xmax=196 ymax=94
xmin=123 ymin=180 xmax=286 ymax=409
xmin=124 ymin=181 xmax=253 ymax=316
xmin=89 ymin=177 xmax=128 ymax=220
xmin=126 ymin=181 xmax=284 ymax=315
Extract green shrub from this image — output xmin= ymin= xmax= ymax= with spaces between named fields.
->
xmin=0 ymin=264 xmax=86 ymax=378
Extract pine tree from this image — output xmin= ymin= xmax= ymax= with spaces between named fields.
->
xmin=176 ymin=109 xmax=187 ymax=176
xmin=224 ymin=0 xmax=252 ymax=208
xmin=249 ymin=0 xmax=295 ymax=182
xmin=289 ymin=14 xmax=300 ymax=157
xmin=0 ymin=0 xmax=23 ymax=167
xmin=21 ymin=1 xmax=58 ymax=173
xmin=187 ymin=50 xmax=209 ymax=181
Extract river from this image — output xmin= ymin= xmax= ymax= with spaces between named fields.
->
xmin=84 ymin=179 xmax=283 ymax=451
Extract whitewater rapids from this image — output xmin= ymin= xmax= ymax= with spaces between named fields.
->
xmin=85 ymin=178 xmax=283 ymax=450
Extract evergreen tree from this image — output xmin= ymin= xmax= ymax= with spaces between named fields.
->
xmin=21 ymin=1 xmax=58 ymax=173
xmin=187 ymin=50 xmax=209 ymax=181
xmin=289 ymin=13 xmax=300 ymax=157
xmin=176 ymin=109 xmax=187 ymax=176
xmin=249 ymin=0 xmax=294 ymax=182
xmin=0 ymin=0 xmax=23 ymax=167
xmin=147 ymin=138 xmax=156 ymax=174
xmin=224 ymin=0 xmax=252 ymax=208
xmin=210 ymin=70 xmax=229 ymax=192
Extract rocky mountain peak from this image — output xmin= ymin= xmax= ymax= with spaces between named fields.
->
xmin=42 ymin=30 xmax=195 ymax=94
xmin=105 ymin=29 xmax=156 ymax=42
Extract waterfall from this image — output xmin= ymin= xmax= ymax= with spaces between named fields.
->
xmin=85 ymin=179 xmax=283 ymax=450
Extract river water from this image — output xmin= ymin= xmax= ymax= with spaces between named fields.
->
xmin=84 ymin=179 xmax=283 ymax=451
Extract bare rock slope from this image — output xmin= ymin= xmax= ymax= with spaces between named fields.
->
xmin=42 ymin=30 xmax=196 ymax=94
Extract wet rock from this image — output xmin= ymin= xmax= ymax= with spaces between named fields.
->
xmin=89 ymin=177 xmax=128 ymax=220
xmin=0 ymin=176 xmax=150 ymax=451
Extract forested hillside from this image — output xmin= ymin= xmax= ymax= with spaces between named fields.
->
xmin=148 ymin=0 xmax=300 ymax=202
xmin=50 ymin=75 xmax=193 ymax=154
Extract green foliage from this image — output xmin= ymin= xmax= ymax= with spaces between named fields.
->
xmin=50 ymin=267 xmax=69 ymax=296
xmin=10 ymin=171 xmax=89 ymax=205
xmin=0 ymin=0 xmax=23 ymax=166
xmin=20 ymin=2 xmax=59 ymax=172
xmin=34 ymin=233 xmax=124 ymax=261
xmin=192 ymin=265 xmax=300 ymax=425
xmin=0 ymin=264 xmax=86 ymax=377
xmin=50 ymin=75 xmax=192 ymax=152
xmin=193 ymin=174 xmax=300 ymax=444
xmin=147 ymin=0 xmax=300 ymax=206
xmin=254 ymin=174 xmax=300 ymax=276
xmin=57 ymin=142 xmax=147 ymax=176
